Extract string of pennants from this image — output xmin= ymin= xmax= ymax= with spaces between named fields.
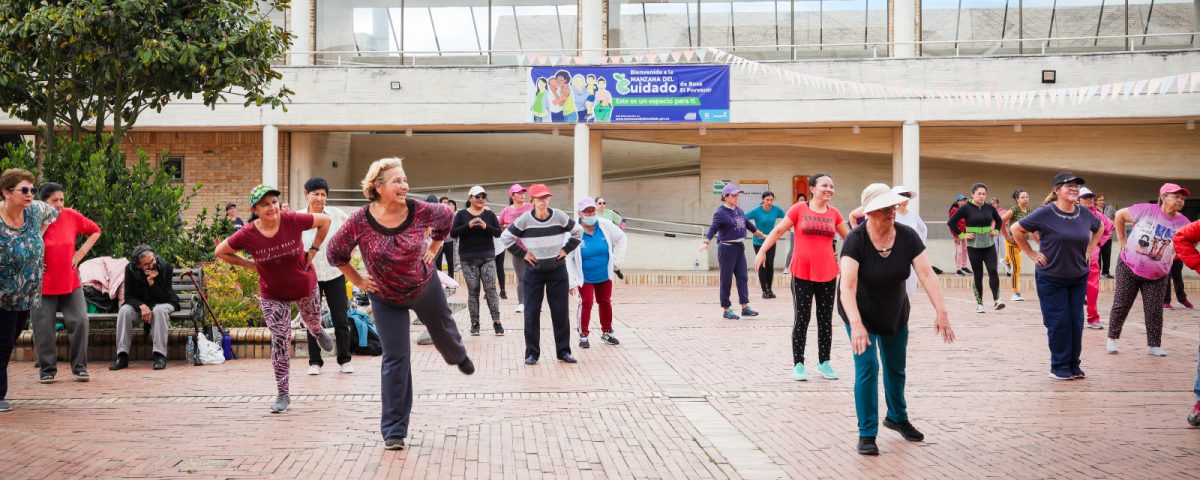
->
xmin=517 ymin=47 xmax=1200 ymax=109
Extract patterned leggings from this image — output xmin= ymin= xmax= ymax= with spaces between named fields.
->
xmin=461 ymin=256 xmax=501 ymax=323
xmin=1107 ymin=261 xmax=1168 ymax=347
xmin=1006 ymin=240 xmax=1023 ymax=292
xmin=260 ymin=288 xmax=325 ymax=396
xmin=791 ymin=278 xmax=836 ymax=365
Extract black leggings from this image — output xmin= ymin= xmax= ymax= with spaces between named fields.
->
xmin=752 ymin=244 xmax=776 ymax=293
xmin=968 ymin=246 xmax=1000 ymax=304
xmin=791 ymin=278 xmax=835 ymax=365
xmin=435 ymin=243 xmax=455 ymax=277
xmin=1164 ymin=259 xmax=1189 ymax=304
xmin=494 ymin=251 xmax=507 ymax=295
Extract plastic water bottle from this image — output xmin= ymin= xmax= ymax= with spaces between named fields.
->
xmin=694 ymin=257 xmax=701 ymax=270
xmin=222 ymin=333 xmax=233 ymax=361
xmin=185 ymin=336 xmax=195 ymax=365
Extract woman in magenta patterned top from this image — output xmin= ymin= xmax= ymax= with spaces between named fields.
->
xmin=325 ymin=157 xmax=473 ymax=451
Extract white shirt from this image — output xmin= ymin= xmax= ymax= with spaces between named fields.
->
xmin=299 ymin=205 xmax=350 ymax=282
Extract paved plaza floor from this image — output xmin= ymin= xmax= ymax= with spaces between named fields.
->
xmin=1 ymin=283 xmax=1197 ymax=479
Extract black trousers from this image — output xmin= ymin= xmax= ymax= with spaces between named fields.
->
xmin=306 ymin=276 xmax=353 ymax=366
xmin=1165 ymin=259 xmax=1189 ymax=304
xmin=1098 ymin=237 xmax=1113 ymax=276
xmin=752 ymin=244 xmax=777 ymax=293
xmin=494 ymin=251 xmax=507 ymax=295
xmin=0 ymin=309 xmax=28 ymax=401
xmin=967 ymin=246 xmax=1000 ymax=304
xmin=435 ymin=242 xmax=455 ymax=277
xmin=523 ymin=263 xmax=571 ymax=361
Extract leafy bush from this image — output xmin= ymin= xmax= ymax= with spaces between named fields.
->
xmin=0 ymin=137 xmax=231 ymax=264
xmin=198 ymin=261 xmax=262 ymax=328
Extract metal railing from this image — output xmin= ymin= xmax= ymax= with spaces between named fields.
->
xmin=291 ymin=32 xmax=1198 ymax=67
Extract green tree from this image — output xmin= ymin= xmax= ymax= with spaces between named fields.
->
xmin=0 ymin=0 xmax=293 ymax=154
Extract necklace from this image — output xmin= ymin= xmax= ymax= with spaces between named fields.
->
xmin=0 ymin=201 xmax=20 ymax=228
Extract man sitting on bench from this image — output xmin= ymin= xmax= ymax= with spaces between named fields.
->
xmin=110 ymin=245 xmax=180 ymax=371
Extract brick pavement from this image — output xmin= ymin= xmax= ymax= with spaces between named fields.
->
xmin=1 ymin=282 xmax=1197 ymax=479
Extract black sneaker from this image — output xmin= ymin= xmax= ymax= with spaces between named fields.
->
xmin=741 ymin=306 xmax=759 ymax=317
xmin=152 ymin=353 xmax=167 ymax=370
xmin=857 ymin=436 xmax=879 ymax=455
xmin=579 ymin=336 xmax=590 ymax=348
xmin=469 ymin=322 xmax=481 ymax=336
xmin=963 ymin=267 xmax=972 ymax=274
xmin=74 ymin=370 xmax=90 ymax=382
xmin=882 ymin=419 xmax=924 ymax=442
xmin=457 ymin=357 xmax=475 ymax=375
xmin=600 ymin=333 xmax=619 ymax=345
xmin=955 ymin=269 xmax=967 ymax=276
xmin=108 ymin=352 xmax=129 ymax=371
xmin=39 ymin=374 xmax=55 ymax=384
xmin=384 ymin=437 xmax=405 ymax=450
xmin=524 ymin=355 xmax=538 ymax=365
xmin=499 ymin=291 xmax=508 ymax=300
xmin=558 ymin=354 xmax=578 ymax=364
xmin=493 ymin=322 xmax=505 ymax=336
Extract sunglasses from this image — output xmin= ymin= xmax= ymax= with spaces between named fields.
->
xmin=472 ymin=194 xmax=488 ymax=200
xmin=9 ymin=186 xmax=36 ymax=195
xmin=597 ymin=201 xmax=607 ymax=205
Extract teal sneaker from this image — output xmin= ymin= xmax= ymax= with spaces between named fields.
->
xmin=817 ymin=361 xmax=838 ymax=380
xmin=792 ymin=363 xmax=807 ymax=381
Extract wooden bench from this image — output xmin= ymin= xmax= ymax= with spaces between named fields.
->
xmin=63 ymin=267 xmax=206 ymax=329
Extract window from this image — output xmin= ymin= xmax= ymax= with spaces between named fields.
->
xmin=162 ymin=156 xmax=184 ymax=182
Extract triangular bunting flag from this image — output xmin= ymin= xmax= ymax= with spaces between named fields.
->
xmin=1146 ymin=78 xmax=1162 ymax=96
xmin=1016 ymin=91 xmax=1028 ymax=107
xmin=536 ymin=55 xmax=547 ymax=65
xmin=516 ymin=54 xmax=526 ymax=65
xmin=1132 ymin=79 xmax=1148 ymax=96
xmin=658 ymin=52 xmax=670 ymax=62
xmin=1083 ymin=85 xmax=1098 ymax=103
xmin=685 ymin=49 xmax=697 ymax=61
xmin=1108 ymin=83 xmax=1122 ymax=100
xmin=1038 ymin=90 xmax=1047 ymax=108
xmin=574 ymin=56 xmax=585 ymax=65
xmin=1175 ymin=74 xmax=1190 ymax=94
xmin=1158 ymin=75 xmax=1175 ymax=94
xmin=548 ymin=56 xmax=558 ymax=66
xmin=1026 ymin=90 xmax=1037 ymax=108
xmin=1121 ymin=81 xmax=1136 ymax=99
xmin=670 ymin=51 xmax=682 ymax=62
xmin=1099 ymin=84 xmax=1111 ymax=101
xmin=622 ymin=55 xmax=634 ymax=63
xmin=561 ymin=55 xmax=573 ymax=65
xmin=1190 ymin=71 xmax=1200 ymax=92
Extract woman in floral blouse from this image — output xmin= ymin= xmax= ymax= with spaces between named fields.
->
xmin=0 ymin=169 xmax=59 ymax=413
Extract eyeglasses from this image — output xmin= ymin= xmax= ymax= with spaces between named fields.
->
xmin=472 ymin=194 xmax=487 ymax=200
xmin=9 ymin=186 xmax=36 ymax=195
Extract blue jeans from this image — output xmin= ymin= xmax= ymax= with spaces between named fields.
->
xmin=845 ymin=323 xmax=909 ymax=437
xmin=1035 ymin=272 xmax=1087 ymax=376
xmin=717 ymin=242 xmax=749 ymax=309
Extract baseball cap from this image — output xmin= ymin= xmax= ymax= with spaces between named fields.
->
xmin=1052 ymin=171 xmax=1085 ymax=186
xmin=577 ymin=196 xmax=597 ymax=212
xmin=721 ymin=183 xmax=742 ymax=196
xmin=468 ymin=185 xmax=486 ymax=197
xmin=1079 ymin=187 xmax=1095 ymax=198
xmin=508 ymin=184 xmax=527 ymax=195
xmin=1159 ymin=183 xmax=1191 ymax=197
xmin=249 ymin=185 xmax=282 ymax=207
xmin=528 ymin=184 xmax=552 ymax=198
xmin=861 ymin=183 xmax=908 ymax=213
xmin=955 ymin=194 xmax=966 ymax=201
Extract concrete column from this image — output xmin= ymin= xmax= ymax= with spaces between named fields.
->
xmin=581 ymin=0 xmax=604 ymax=62
xmin=290 ymin=0 xmax=312 ymax=66
xmin=263 ymin=125 xmax=279 ymax=187
xmin=891 ymin=121 xmax=921 ymax=214
xmin=573 ymin=123 xmax=594 ymax=214
xmin=892 ymin=0 xmax=917 ymax=58
xmin=588 ymin=133 xmax=603 ymax=196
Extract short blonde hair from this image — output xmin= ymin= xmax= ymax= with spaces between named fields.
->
xmin=361 ymin=157 xmax=405 ymax=201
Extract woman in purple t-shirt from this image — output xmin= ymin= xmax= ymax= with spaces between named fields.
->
xmin=216 ymin=185 xmax=334 ymax=414
xmin=326 ymin=157 xmax=473 ymax=451
xmin=1105 ymin=183 xmax=1192 ymax=357
xmin=1011 ymin=172 xmax=1102 ymax=381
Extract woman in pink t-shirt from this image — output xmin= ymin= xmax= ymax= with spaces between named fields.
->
xmin=755 ymin=173 xmax=850 ymax=382
xmin=1106 ymin=183 xmax=1192 ymax=357
xmin=500 ymin=184 xmax=534 ymax=313
xmin=216 ymin=185 xmax=333 ymax=414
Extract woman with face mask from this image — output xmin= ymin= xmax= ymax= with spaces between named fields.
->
xmin=566 ymin=197 xmax=627 ymax=348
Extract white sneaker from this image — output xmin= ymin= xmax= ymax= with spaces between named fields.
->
xmin=515 ymin=304 xmax=524 ymax=314
xmin=994 ymin=300 xmax=1006 ymax=311
xmin=1106 ymin=339 xmax=1119 ymax=354
xmin=1011 ymin=293 xmax=1024 ymax=302
xmin=1147 ymin=347 xmax=1168 ymax=357
xmin=340 ymin=363 xmax=355 ymax=374
xmin=976 ymin=304 xmax=985 ymax=314
xmin=307 ymin=364 xmax=321 ymax=375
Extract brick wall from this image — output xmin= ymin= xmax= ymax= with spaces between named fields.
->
xmin=120 ymin=131 xmax=291 ymax=221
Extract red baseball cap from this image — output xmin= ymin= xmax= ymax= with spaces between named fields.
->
xmin=1159 ymin=183 xmax=1190 ymax=197
xmin=528 ymin=184 xmax=552 ymax=198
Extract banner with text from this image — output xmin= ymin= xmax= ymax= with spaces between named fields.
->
xmin=528 ymin=65 xmax=730 ymax=123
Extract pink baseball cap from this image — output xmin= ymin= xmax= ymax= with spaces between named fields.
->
xmin=1159 ymin=183 xmax=1190 ymax=197
xmin=508 ymin=184 xmax=527 ymax=195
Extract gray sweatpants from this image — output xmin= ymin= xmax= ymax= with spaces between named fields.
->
xmin=116 ymin=303 xmax=174 ymax=356
xmin=31 ymin=288 xmax=89 ymax=377
xmin=510 ymin=254 xmax=528 ymax=304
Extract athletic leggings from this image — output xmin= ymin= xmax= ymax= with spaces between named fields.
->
xmin=967 ymin=246 xmax=1000 ymax=304
xmin=1006 ymin=240 xmax=1023 ymax=292
xmin=752 ymin=243 xmax=777 ymax=293
xmin=260 ymin=288 xmax=325 ymax=396
xmin=461 ymin=256 xmax=501 ymax=323
xmin=1108 ymin=261 xmax=1168 ymax=347
xmin=1164 ymin=259 xmax=1189 ymax=305
xmin=791 ymin=278 xmax=835 ymax=365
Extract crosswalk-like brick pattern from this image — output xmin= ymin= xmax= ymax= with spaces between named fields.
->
xmin=1 ymin=282 xmax=1196 ymax=478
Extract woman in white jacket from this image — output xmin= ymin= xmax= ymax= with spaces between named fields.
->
xmin=567 ymin=197 xmax=628 ymax=348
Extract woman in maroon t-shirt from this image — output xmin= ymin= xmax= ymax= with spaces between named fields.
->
xmin=215 ymin=185 xmax=333 ymax=414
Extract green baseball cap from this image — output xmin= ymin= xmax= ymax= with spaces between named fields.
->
xmin=249 ymin=184 xmax=282 ymax=208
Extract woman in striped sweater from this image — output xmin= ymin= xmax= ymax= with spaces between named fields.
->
xmin=500 ymin=184 xmax=583 ymax=366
